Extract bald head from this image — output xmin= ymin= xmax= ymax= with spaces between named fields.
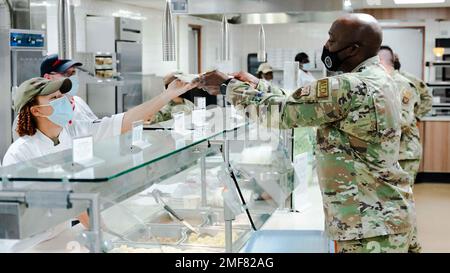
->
xmin=324 ymin=13 xmax=383 ymax=72
xmin=336 ymin=13 xmax=382 ymax=57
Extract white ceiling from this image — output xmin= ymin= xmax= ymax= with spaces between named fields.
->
xmin=109 ymin=0 xmax=450 ymax=11
xmin=110 ymin=0 xmax=166 ymax=10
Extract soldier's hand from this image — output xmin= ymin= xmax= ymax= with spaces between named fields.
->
xmin=231 ymin=71 xmax=259 ymax=89
xmin=199 ymin=70 xmax=229 ymax=96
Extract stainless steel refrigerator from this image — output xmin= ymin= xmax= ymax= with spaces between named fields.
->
xmin=116 ymin=39 xmax=142 ymax=113
xmin=85 ymin=16 xmax=143 ymax=116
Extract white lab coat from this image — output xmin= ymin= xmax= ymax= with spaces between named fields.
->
xmin=3 ymin=113 xmax=124 ymax=166
xmin=297 ymin=69 xmax=316 ymax=88
xmin=72 ymin=96 xmax=98 ymax=122
xmin=12 ymin=96 xmax=98 ymax=141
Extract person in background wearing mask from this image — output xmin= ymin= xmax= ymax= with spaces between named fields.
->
xmin=394 ymin=54 xmax=433 ymax=120
xmin=41 ymin=54 xmax=97 ymax=121
xmin=199 ymin=14 xmax=414 ymax=253
xmin=379 ymin=45 xmax=422 ymax=253
xmin=3 ymin=77 xmax=196 ymax=166
xmin=11 ymin=55 xmax=96 ymax=141
xmin=295 ymin=52 xmax=316 ymax=87
xmin=256 ymin=63 xmax=274 ymax=82
xmin=150 ymin=72 xmax=194 ymax=124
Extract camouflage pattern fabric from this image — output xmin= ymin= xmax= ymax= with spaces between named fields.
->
xmin=392 ymin=72 xmax=425 ymax=253
xmin=393 ymin=71 xmax=423 ymax=175
xmin=399 ymin=160 xmax=420 ymax=183
xmin=226 ymin=56 xmax=414 ymax=241
xmin=399 ymin=70 xmax=433 ymax=119
xmin=150 ymin=99 xmax=194 ymax=124
xmin=335 ymin=231 xmax=412 ymax=253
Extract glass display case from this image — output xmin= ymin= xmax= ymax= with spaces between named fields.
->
xmin=0 ymin=107 xmax=297 ymax=253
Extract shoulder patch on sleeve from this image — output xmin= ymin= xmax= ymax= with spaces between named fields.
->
xmin=402 ymin=89 xmax=412 ymax=105
xmin=292 ymin=85 xmax=311 ymax=100
xmin=316 ymin=78 xmax=329 ymax=98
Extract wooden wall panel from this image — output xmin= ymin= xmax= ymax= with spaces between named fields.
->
xmin=422 ymin=121 xmax=450 ymax=173
xmin=418 ymin=121 xmax=425 ymax=172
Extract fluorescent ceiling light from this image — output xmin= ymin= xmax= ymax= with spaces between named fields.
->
xmin=394 ymin=0 xmax=445 ymax=4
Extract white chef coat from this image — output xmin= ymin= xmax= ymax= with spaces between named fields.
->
xmin=72 ymin=96 xmax=98 ymax=122
xmin=11 ymin=96 xmax=98 ymax=141
xmin=3 ymin=113 xmax=124 ymax=166
xmin=297 ymin=69 xmax=316 ymax=88
xmin=3 ymin=113 xmax=123 ymax=252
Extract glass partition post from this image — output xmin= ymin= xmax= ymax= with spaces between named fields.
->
xmin=70 ymin=193 xmax=102 ymax=253
xmin=224 ymin=203 xmax=234 ymax=253
xmin=282 ymin=129 xmax=295 ymax=210
xmin=200 ymin=155 xmax=207 ymax=207
xmin=223 ymin=139 xmax=234 ymax=253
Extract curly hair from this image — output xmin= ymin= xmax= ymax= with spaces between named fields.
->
xmin=16 ymin=99 xmax=38 ymax=137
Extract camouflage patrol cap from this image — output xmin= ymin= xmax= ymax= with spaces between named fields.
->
xmin=14 ymin=77 xmax=72 ymax=112
xmin=257 ymin=63 xmax=273 ymax=74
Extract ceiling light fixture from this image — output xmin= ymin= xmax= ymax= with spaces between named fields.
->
xmin=257 ymin=24 xmax=266 ymax=62
xmin=219 ymin=15 xmax=230 ymax=61
xmin=163 ymin=0 xmax=176 ymax=62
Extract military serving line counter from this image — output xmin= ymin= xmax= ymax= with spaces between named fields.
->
xmin=0 ymin=107 xmax=320 ymax=253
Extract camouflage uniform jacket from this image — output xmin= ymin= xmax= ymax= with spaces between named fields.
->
xmin=150 ymin=99 xmax=194 ymax=124
xmin=392 ymin=71 xmax=422 ymax=160
xmin=227 ymin=56 xmax=413 ymax=241
xmin=399 ymin=71 xmax=432 ymax=119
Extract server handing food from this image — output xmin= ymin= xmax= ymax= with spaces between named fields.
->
xmin=198 ymin=13 xmax=415 ymax=253
xmin=3 ymin=77 xmax=197 ymax=166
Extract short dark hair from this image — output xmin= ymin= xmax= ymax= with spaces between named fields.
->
xmin=295 ymin=52 xmax=309 ymax=64
xmin=379 ymin=45 xmax=395 ymax=65
xmin=393 ymin=54 xmax=401 ymax=71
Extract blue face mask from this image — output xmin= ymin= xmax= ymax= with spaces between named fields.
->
xmin=42 ymin=96 xmax=74 ymax=127
xmin=68 ymin=75 xmax=79 ymax=97
xmin=302 ymin=62 xmax=313 ymax=71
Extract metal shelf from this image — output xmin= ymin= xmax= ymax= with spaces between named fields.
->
xmin=426 ymin=61 xmax=450 ymax=67
xmin=427 ymin=82 xmax=450 ymax=87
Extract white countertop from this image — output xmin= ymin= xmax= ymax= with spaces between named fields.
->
xmin=262 ymin=185 xmax=324 ymax=231
xmin=420 ymin=116 xmax=450 ymax=122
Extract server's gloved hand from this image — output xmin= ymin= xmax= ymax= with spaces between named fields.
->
xmin=230 ymin=71 xmax=260 ymax=89
xmin=199 ymin=70 xmax=229 ymax=96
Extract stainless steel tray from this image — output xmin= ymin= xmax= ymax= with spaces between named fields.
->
xmin=109 ymin=242 xmax=224 ymax=253
xmin=123 ymin=224 xmax=187 ymax=245
xmin=182 ymin=226 xmax=252 ymax=250
xmin=146 ymin=208 xmax=223 ymax=226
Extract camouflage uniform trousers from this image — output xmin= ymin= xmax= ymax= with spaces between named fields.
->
xmin=399 ymin=159 xmax=422 ymax=253
xmin=335 ymin=230 xmax=414 ymax=253
xmin=399 ymin=159 xmax=420 ymax=184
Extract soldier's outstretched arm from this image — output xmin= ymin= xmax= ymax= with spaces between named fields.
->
xmin=226 ymin=76 xmax=354 ymax=128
